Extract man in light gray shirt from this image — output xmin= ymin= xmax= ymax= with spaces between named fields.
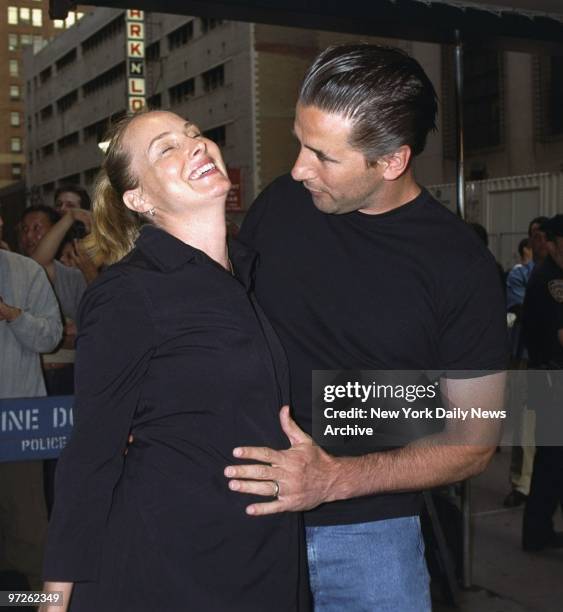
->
xmin=0 ymin=249 xmax=62 ymax=590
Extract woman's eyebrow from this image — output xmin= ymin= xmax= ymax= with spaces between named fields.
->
xmin=148 ymin=131 xmax=172 ymax=151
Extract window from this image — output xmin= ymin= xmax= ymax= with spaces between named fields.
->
xmin=202 ymin=65 xmax=225 ymax=92
xmin=20 ymin=34 xmax=32 ymax=47
xmin=147 ymin=93 xmax=162 ymax=109
xmin=9 ymin=60 xmax=18 ymax=78
xmin=146 ymin=41 xmax=160 ymax=62
xmin=12 ymin=164 xmax=22 ymax=178
xmin=463 ymin=50 xmax=503 ymax=151
xmin=57 ymin=132 xmax=80 ymax=151
xmin=84 ymin=118 xmax=108 ymax=142
xmin=169 ymin=78 xmax=195 ymax=105
xmin=441 ymin=47 xmax=503 ymax=156
xmin=40 ymin=67 xmax=52 ymax=84
xmin=10 ymin=138 xmax=22 ymax=153
xmin=203 ymin=125 xmax=226 ymax=147
xmin=84 ymin=167 xmax=100 ymax=185
xmin=56 ymin=90 xmax=78 ymax=113
xmin=8 ymin=34 xmax=18 ymax=51
xmin=33 ymin=36 xmax=45 ymax=53
xmin=65 ymin=12 xmax=76 ymax=28
xmin=8 ymin=6 xmax=18 ymax=25
xmin=201 ymin=18 xmax=223 ymax=34
xmin=32 ymin=8 xmax=42 ymax=26
xmin=56 ymin=49 xmax=77 ymax=71
xmin=60 ymin=173 xmax=80 ymax=184
xmin=41 ymin=105 xmax=53 ymax=120
xmin=10 ymin=85 xmax=20 ymax=100
xmin=168 ymin=22 xmax=193 ymax=51
xmin=82 ymin=16 xmax=124 ymax=53
xmin=19 ymin=7 xmax=30 ymax=24
xmin=536 ymin=55 xmax=563 ymax=139
xmin=10 ymin=112 xmax=20 ymax=127
xmin=82 ymin=63 xmax=126 ymax=97
xmin=42 ymin=143 xmax=54 ymax=158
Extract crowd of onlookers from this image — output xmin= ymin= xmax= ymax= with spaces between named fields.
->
xmin=0 ymin=185 xmax=101 ymax=594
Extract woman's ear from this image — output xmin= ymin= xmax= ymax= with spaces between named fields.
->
xmin=123 ymin=188 xmax=148 ymax=214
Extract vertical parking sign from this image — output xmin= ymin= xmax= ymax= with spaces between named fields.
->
xmin=126 ymin=10 xmax=146 ymax=112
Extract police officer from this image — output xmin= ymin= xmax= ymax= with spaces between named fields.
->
xmin=522 ymin=214 xmax=563 ymax=551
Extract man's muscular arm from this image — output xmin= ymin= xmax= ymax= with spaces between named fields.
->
xmin=225 ymin=372 xmax=505 ymax=515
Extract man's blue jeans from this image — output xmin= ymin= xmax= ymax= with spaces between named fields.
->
xmin=306 ymin=516 xmax=431 ymax=611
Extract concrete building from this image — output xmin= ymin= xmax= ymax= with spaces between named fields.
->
xmin=0 ymin=1 xmax=86 ymax=190
xmin=23 ymin=8 xmax=563 ymax=217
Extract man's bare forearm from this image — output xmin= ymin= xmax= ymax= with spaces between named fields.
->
xmin=326 ymin=438 xmax=496 ymax=503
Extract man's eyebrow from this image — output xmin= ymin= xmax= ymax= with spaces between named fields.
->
xmin=291 ymin=127 xmax=339 ymax=162
xmin=304 ymin=144 xmax=338 ymax=162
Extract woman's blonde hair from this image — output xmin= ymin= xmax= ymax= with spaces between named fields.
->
xmin=83 ymin=111 xmax=146 ymax=266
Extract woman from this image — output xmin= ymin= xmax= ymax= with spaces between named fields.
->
xmin=41 ymin=111 xmax=308 ymax=611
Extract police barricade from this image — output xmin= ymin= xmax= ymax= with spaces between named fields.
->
xmin=0 ymin=396 xmax=73 ymax=462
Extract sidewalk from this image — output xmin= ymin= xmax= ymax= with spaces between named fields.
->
xmin=433 ymin=449 xmax=563 ymax=611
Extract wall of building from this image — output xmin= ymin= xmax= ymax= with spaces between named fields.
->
xmin=1 ymin=1 xmax=86 ymax=189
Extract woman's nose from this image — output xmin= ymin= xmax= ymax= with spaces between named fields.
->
xmin=189 ymin=138 xmax=206 ymax=158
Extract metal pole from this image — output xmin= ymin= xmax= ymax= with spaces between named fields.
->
xmin=461 ymin=479 xmax=472 ymax=588
xmin=455 ymin=29 xmax=472 ymax=588
xmin=454 ymin=29 xmax=465 ymax=220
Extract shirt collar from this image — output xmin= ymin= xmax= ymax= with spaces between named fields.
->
xmin=135 ymin=224 xmax=197 ymax=271
xmin=135 ymin=224 xmax=257 ymax=289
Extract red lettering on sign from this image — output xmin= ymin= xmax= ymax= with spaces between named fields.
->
xmin=129 ymin=42 xmax=142 ymax=56
xmin=129 ymin=98 xmax=145 ymax=112
xmin=129 ymin=24 xmax=142 ymax=37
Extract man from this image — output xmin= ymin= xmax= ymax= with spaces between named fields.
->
xmin=53 ymin=184 xmax=91 ymax=214
xmin=503 ymin=218 xmax=548 ymax=508
xmin=0 ymin=249 xmax=62 ymax=589
xmin=225 ymin=44 xmax=507 ymax=610
xmin=522 ymin=214 xmax=563 ymax=551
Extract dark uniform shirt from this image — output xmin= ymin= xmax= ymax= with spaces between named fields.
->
xmin=523 ymin=255 xmax=563 ymax=368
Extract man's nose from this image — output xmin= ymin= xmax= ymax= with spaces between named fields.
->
xmin=291 ymin=149 xmax=314 ymax=182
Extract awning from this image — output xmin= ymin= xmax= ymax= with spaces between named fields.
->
xmin=51 ymin=0 xmax=563 ymax=53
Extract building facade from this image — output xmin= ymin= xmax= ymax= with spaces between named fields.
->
xmin=1 ymin=0 xmax=86 ymax=189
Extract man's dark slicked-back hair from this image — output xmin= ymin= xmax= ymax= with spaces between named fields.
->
xmin=298 ymin=44 xmax=438 ymax=162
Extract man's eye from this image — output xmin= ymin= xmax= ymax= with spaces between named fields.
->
xmin=188 ymin=132 xmax=202 ymax=139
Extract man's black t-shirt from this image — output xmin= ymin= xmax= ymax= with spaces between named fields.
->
xmin=240 ymin=174 xmax=508 ymax=526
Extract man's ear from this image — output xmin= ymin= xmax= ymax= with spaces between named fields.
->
xmin=123 ymin=188 xmax=148 ymax=214
xmin=379 ymin=145 xmax=413 ymax=180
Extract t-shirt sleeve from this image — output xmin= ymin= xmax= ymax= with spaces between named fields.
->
xmin=43 ymin=270 xmax=156 ymax=582
xmin=438 ymin=254 xmax=509 ymax=371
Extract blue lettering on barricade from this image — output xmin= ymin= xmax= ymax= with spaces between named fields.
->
xmin=0 ymin=396 xmax=74 ymax=462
